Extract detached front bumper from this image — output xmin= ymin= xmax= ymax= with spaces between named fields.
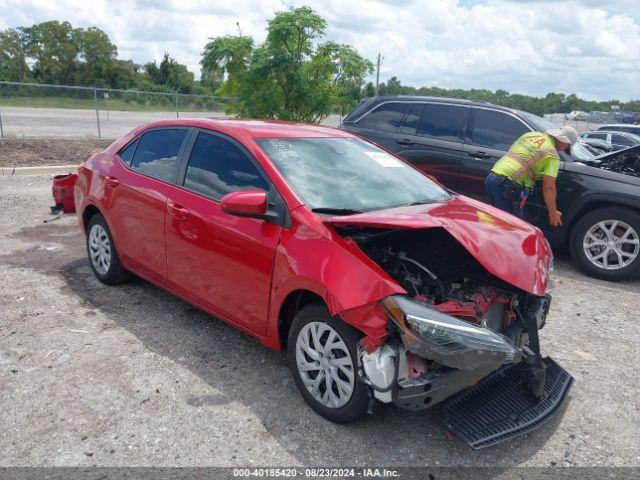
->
xmin=368 ymin=293 xmax=572 ymax=447
xmin=443 ymin=356 xmax=573 ymax=449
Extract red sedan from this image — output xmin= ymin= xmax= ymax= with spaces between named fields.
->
xmin=68 ymin=118 xmax=571 ymax=446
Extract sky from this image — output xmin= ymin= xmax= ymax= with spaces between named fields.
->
xmin=1 ymin=0 xmax=639 ymax=101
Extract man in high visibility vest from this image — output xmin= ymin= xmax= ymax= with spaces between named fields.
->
xmin=485 ymin=125 xmax=578 ymax=226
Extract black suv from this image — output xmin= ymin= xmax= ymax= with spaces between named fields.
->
xmin=341 ymin=96 xmax=640 ymax=281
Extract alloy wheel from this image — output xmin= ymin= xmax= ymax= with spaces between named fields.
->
xmin=583 ymin=220 xmax=640 ymax=270
xmin=295 ymin=321 xmax=355 ymax=409
xmin=89 ymin=223 xmax=112 ymax=275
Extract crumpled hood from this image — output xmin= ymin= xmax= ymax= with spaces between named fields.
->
xmin=579 ymin=145 xmax=640 ymax=179
xmin=324 ymin=196 xmax=552 ymax=296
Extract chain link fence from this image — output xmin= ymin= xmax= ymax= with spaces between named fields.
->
xmin=0 ymin=81 xmax=234 ymax=139
xmin=542 ymin=113 xmax=613 ymax=133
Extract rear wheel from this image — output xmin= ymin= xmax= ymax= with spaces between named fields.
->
xmin=86 ymin=214 xmax=131 ymax=285
xmin=569 ymin=207 xmax=640 ymax=281
xmin=287 ymin=304 xmax=368 ymax=423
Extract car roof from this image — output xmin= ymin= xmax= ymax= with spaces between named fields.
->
xmin=598 ymin=124 xmax=640 ymax=130
xmin=357 ymin=94 xmax=523 ymax=111
xmin=132 ymin=118 xmax=352 ymax=139
xmin=343 ymin=95 xmax=524 ymax=123
xmin=592 ymin=130 xmax=640 ymax=139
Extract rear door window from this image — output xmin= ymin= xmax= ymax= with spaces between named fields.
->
xmin=612 ymin=134 xmax=635 ymax=146
xmin=356 ymin=102 xmax=409 ymax=132
xmin=130 ymin=129 xmax=188 ymax=183
xmin=415 ymin=103 xmax=468 ymax=141
xmin=183 ymin=132 xmax=270 ymax=200
xmin=469 ymin=109 xmax=529 ymax=150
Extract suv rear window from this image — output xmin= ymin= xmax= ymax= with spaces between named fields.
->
xmin=130 ymin=129 xmax=188 ymax=183
xmin=356 ymin=102 xmax=409 ymax=132
xmin=414 ymin=103 xmax=467 ymax=141
xmin=470 ymin=109 xmax=529 ymax=151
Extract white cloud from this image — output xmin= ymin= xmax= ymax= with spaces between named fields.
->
xmin=1 ymin=0 xmax=638 ymax=100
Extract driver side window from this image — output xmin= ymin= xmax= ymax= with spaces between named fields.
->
xmin=183 ymin=132 xmax=270 ymax=200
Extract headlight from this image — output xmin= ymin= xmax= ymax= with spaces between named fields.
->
xmin=382 ymin=295 xmax=521 ymax=371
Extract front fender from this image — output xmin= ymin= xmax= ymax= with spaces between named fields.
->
xmin=264 ymin=208 xmax=404 ymax=349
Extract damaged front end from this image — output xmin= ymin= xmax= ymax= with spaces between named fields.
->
xmin=337 ymin=225 xmax=572 ymax=447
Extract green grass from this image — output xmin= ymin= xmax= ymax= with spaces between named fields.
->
xmin=0 ymin=96 xmax=225 ymax=112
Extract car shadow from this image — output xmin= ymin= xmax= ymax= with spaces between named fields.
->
xmin=2 ymin=220 xmax=571 ymax=467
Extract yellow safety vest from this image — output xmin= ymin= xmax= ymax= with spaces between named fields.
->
xmin=491 ymin=132 xmax=560 ymax=188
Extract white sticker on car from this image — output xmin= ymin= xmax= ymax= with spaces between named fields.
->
xmin=364 ymin=151 xmax=405 ymax=168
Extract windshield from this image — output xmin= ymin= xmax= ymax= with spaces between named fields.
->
xmin=257 ymin=137 xmax=451 ymax=213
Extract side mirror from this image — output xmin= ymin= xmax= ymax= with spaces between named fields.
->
xmin=221 ymin=189 xmax=268 ymax=217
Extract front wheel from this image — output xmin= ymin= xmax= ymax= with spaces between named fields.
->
xmin=287 ymin=304 xmax=369 ymax=424
xmin=569 ymin=207 xmax=640 ymax=281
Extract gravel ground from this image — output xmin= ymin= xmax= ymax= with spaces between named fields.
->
xmin=1 ymin=174 xmax=639 ymax=468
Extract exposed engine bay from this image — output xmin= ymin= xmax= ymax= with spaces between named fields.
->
xmin=581 ymin=147 xmax=640 ymax=178
xmin=337 ymin=226 xmax=551 ymax=410
xmin=344 ymin=226 xmax=542 ymax=334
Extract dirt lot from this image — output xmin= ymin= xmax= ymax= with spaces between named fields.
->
xmin=0 ymin=139 xmax=112 ymax=168
xmin=1 ymin=174 xmax=640 ymax=468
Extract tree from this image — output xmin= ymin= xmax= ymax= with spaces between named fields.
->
xmin=200 ymin=35 xmax=253 ymax=96
xmin=74 ymin=27 xmax=117 ymax=86
xmin=380 ymin=76 xmax=402 ymax=95
xmin=200 ymin=6 xmax=373 ymax=122
xmin=145 ymin=53 xmax=195 ymax=93
xmin=0 ymin=28 xmax=28 ymax=81
xmin=20 ymin=21 xmax=78 ymax=84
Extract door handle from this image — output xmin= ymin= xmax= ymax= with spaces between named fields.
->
xmin=167 ymin=201 xmax=190 ymax=220
xmin=396 ymin=139 xmax=414 ymax=146
xmin=468 ymin=151 xmax=491 ymax=159
xmin=105 ymin=176 xmax=120 ymax=188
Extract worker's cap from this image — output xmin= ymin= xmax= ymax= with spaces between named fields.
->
xmin=547 ymin=125 xmax=579 ymax=145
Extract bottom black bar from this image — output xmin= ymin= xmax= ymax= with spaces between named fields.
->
xmin=443 ymin=356 xmax=573 ymax=449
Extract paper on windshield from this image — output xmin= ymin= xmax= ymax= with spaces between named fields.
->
xmin=364 ymin=151 xmax=405 ymax=168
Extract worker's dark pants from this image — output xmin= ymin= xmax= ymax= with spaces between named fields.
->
xmin=485 ymin=173 xmax=524 ymax=218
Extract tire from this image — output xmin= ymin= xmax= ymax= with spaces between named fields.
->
xmin=287 ymin=303 xmax=369 ymax=424
xmin=86 ymin=214 xmax=131 ymax=285
xmin=569 ymin=207 xmax=640 ymax=281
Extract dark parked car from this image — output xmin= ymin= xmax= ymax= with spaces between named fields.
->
xmin=342 ymin=96 xmax=640 ymax=281
xmin=581 ymin=130 xmax=640 ymax=151
xmin=597 ymin=124 xmax=640 ymax=135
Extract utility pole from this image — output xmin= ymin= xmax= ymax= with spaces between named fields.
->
xmin=236 ymin=21 xmax=242 ymax=37
xmin=375 ymin=53 xmax=382 ymax=97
